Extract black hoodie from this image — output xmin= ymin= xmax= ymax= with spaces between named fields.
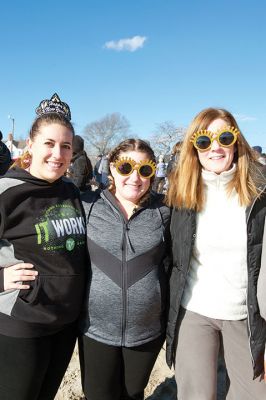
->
xmin=0 ymin=167 xmax=87 ymax=337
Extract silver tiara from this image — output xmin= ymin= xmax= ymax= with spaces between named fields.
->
xmin=35 ymin=93 xmax=71 ymax=120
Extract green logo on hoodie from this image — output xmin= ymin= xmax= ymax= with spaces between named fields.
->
xmin=66 ymin=238 xmax=75 ymax=251
xmin=34 ymin=202 xmax=85 ymax=252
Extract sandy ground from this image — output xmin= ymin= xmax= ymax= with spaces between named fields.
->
xmin=55 ymin=342 xmax=175 ymax=400
xmin=55 ymin=342 xmax=227 ymax=400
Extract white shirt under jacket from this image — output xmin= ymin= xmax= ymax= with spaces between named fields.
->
xmin=181 ymin=165 xmax=248 ymax=320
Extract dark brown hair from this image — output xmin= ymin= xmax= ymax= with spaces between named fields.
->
xmin=30 ymin=113 xmax=75 ymax=140
xmin=11 ymin=113 xmax=75 ymax=170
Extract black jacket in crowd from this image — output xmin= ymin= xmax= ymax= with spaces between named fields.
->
xmin=69 ymin=150 xmax=93 ymax=192
xmin=0 ymin=141 xmax=11 ymax=175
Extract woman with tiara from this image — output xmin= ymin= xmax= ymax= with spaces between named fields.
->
xmin=0 ymin=93 xmax=87 ymax=400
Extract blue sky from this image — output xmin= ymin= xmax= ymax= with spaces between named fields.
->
xmin=1 ymin=0 xmax=266 ymax=150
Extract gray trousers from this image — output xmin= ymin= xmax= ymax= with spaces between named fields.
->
xmin=175 ymin=308 xmax=265 ymax=400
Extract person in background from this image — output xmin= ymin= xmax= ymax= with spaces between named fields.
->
xmin=93 ymin=154 xmax=103 ymax=186
xmin=252 ymin=145 xmax=266 ymax=165
xmin=79 ymin=138 xmax=171 ymax=400
xmin=153 ymin=155 xmax=167 ymax=193
xmin=164 ymin=142 xmax=182 ymax=192
xmin=98 ymin=153 xmax=110 ymax=188
xmin=68 ymin=135 xmax=93 ymax=192
xmin=166 ymin=141 xmax=182 ymax=177
xmin=0 ymin=130 xmax=11 ymax=175
xmin=0 ymin=93 xmax=87 ymax=400
xmin=166 ymin=107 xmax=266 ymax=400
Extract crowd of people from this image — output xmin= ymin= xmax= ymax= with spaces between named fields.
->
xmin=0 ymin=94 xmax=265 ymax=400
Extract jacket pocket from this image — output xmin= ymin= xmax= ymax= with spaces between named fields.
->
xmin=12 ymin=274 xmax=85 ymax=326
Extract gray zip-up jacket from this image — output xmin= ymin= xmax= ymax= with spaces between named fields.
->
xmin=81 ymin=189 xmax=171 ymax=347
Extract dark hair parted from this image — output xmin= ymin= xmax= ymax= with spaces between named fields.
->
xmin=29 ymin=113 xmax=75 ymax=141
xmin=109 ymin=138 xmax=156 ymax=164
xmin=108 ymin=138 xmax=156 ymax=205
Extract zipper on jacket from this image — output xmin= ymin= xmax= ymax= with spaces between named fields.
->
xmin=101 ymin=190 xmax=129 ymax=346
xmin=120 ymin=208 xmax=149 ymax=344
xmin=120 ymin=212 xmax=143 ymax=344
xmin=121 ymin=221 xmax=128 ymax=346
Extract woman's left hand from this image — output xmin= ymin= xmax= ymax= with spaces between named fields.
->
xmin=3 ymin=263 xmax=38 ymax=291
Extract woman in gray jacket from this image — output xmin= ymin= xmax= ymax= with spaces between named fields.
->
xmin=80 ymin=139 xmax=171 ymax=400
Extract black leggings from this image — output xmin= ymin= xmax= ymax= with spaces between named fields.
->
xmin=79 ymin=335 xmax=164 ymax=400
xmin=0 ymin=324 xmax=77 ymax=400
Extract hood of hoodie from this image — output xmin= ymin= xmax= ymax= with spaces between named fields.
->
xmin=3 ymin=166 xmax=65 ymax=187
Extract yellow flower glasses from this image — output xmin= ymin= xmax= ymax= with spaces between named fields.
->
xmin=190 ymin=126 xmax=239 ymax=151
xmin=114 ymin=157 xmax=156 ymax=179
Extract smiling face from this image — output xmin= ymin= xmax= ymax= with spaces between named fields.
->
xmin=28 ymin=122 xmax=73 ymax=182
xmin=197 ymin=118 xmax=235 ymax=174
xmin=110 ymin=150 xmax=152 ymax=204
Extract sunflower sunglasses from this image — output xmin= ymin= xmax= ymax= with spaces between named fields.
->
xmin=114 ymin=157 xmax=156 ymax=179
xmin=190 ymin=126 xmax=239 ymax=152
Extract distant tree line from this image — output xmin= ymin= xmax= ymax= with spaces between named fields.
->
xmin=83 ymin=112 xmax=186 ymax=158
